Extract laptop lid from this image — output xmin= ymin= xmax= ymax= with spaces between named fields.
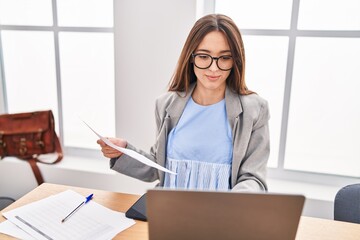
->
xmin=147 ymin=189 xmax=305 ymax=240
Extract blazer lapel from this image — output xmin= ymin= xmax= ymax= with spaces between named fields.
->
xmin=157 ymin=84 xmax=195 ymax=184
xmin=225 ymin=87 xmax=243 ymax=129
xmin=166 ymin=84 xmax=195 ymax=128
xmin=225 ymin=87 xmax=243 ymax=187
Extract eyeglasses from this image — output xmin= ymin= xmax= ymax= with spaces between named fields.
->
xmin=192 ymin=53 xmax=233 ymax=71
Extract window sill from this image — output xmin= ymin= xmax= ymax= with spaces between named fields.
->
xmin=0 ymin=156 xmax=158 ymax=200
xmin=267 ymin=179 xmax=339 ymax=202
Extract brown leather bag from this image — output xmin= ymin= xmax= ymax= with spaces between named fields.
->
xmin=0 ymin=110 xmax=63 ymax=185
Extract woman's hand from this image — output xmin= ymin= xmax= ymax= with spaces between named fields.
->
xmin=97 ymin=137 xmax=127 ymax=158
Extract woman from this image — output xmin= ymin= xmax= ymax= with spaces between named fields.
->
xmin=98 ymin=14 xmax=270 ymax=192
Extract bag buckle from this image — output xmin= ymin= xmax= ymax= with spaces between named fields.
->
xmin=19 ymin=138 xmax=27 ymax=156
xmin=36 ymin=140 xmax=45 ymax=148
xmin=35 ymin=129 xmax=44 ymax=148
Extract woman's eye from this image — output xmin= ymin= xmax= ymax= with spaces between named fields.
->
xmin=198 ymin=55 xmax=209 ymax=59
xmin=221 ymin=56 xmax=232 ymax=60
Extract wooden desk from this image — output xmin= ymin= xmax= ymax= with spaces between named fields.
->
xmin=0 ymin=183 xmax=148 ymax=240
xmin=1 ymin=183 xmax=360 ymax=240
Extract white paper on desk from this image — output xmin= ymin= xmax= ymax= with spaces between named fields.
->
xmin=82 ymin=120 xmax=177 ymax=175
xmin=2 ymin=190 xmax=135 ymax=240
xmin=0 ymin=220 xmax=35 ymax=240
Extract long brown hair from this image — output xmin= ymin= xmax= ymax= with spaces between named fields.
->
xmin=168 ymin=14 xmax=252 ymax=95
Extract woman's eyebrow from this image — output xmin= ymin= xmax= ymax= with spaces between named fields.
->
xmin=195 ymin=49 xmax=231 ymax=54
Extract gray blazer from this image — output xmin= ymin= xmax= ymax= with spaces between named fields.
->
xmin=110 ymin=84 xmax=270 ymax=191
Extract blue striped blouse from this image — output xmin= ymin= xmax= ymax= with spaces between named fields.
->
xmin=164 ymin=97 xmax=233 ymax=190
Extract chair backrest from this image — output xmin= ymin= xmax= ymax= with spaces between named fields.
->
xmin=0 ymin=197 xmax=15 ymax=211
xmin=334 ymin=184 xmax=360 ymax=223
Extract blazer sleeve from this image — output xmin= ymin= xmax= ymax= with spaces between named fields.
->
xmin=232 ymin=98 xmax=270 ymax=192
xmin=109 ymin=99 xmax=163 ymax=182
xmin=109 ymin=143 xmax=159 ymax=182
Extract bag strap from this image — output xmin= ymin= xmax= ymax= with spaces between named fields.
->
xmin=28 ymin=158 xmax=44 ymax=185
xmin=54 ymin=136 xmax=63 ymax=163
xmin=27 ymin=136 xmax=63 ymax=185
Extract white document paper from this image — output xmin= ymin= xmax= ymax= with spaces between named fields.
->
xmin=83 ymin=120 xmax=176 ymax=175
xmin=0 ymin=220 xmax=35 ymax=240
xmin=2 ymin=190 xmax=135 ymax=240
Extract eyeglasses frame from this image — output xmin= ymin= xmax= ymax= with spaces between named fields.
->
xmin=191 ymin=53 xmax=233 ymax=71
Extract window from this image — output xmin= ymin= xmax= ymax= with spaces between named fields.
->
xmin=0 ymin=0 xmax=115 ymax=151
xmin=212 ymin=0 xmax=360 ymax=179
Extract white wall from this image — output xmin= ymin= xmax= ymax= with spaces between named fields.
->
xmin=114 ymin=0 xmax=196 ymax=151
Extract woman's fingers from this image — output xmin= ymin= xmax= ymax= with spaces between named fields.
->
xmin=96 ymin=139 xmax=107 ymax=147
xmin=101 ymin=146 xmax=120 ymax=154
xmin=97 ymin=137 xmax=126 ymax=158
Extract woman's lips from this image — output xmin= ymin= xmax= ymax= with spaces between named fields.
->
xmin=206 ymin=75 xmax=220 ymax=81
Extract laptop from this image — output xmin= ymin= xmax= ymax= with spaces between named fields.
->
xmin=146 ymin=189 xmax=305 ymax=240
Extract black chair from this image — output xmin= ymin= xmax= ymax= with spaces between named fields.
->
xmin=334 ymin=184 xmax=360 ymax=223
xmin=0 ymin=197 xmax=15 ymax=211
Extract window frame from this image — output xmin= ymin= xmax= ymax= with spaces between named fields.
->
xmin=0 ymin=0 xmax=114 ymax=155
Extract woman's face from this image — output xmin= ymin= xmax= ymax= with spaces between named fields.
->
xmin=193 ymin=31 xmax=232 ymax=93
